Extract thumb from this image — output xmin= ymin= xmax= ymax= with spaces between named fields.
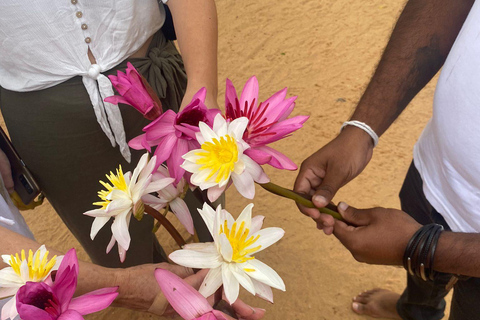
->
xmin=312 ymin=170 xmax=344 ymax=208
xmin=337 ymin=202 xmax=370 ymax=227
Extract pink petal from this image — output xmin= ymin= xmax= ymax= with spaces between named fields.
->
xmin=1 ymin=296 xmax=17 ymax=320
xmin=152 ymin=133 xmax=178 ymax=168
xmin=103 ymin=95 xmax=131 ymax=106
xmin=231 ymin=171 xmax=255 ymax=199
xmin=243 ymin=148 xmax=272 ymax=165
xmin=68 ymin=288 xmax=118 ymax=315
xmin=170 ymin=198 xmax=194 ymax=235
xmin=249 ymin=146 xmax=298 ymax=170
xmin=144 ymin=110 xmax=177 ymax=139
xmin=57 ymin=309 xmax=85 ymax=320
xmin=192 ymin=87 xmax=207 ymax=102
xmin=128 ymin=134 xmax=151 ymax=151
xmin=154 ymin=269 xmax=213 ymax=320
xmin=239 ymin=76 xmax=259 ymax=113
xmin=167 ymin=138 xmax=189 ymax=183
xmin=261 ymin=115 xmax=309 ymax=144
xmin=207 ymin=185 xmax=226 ymax=202
xmin=225 ymin=78 xmax=239 ymax=117
xmin=16 ymin=304 xmax=52 ymax=320
xmin=263 ymin=95 xmax=297 ymax=123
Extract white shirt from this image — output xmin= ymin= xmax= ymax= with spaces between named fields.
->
xmin=414 ymin=1 xmax=480 ymax=232
xmin=0 ymin=1 xmax=168 ymax=162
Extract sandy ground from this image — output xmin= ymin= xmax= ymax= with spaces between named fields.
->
xmin=7 ymin=0 xmax=454 ymax=319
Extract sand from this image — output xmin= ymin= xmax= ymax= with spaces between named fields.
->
xmin=11 ymin=0 xmax=453 ymax=319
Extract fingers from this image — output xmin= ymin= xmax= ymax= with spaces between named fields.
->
xmin=311 ymin=170 xmax=344 ymax=208
xmin=158 ymin=263 xmax=194 ymax=279
xmin=313 ymin=213 xmax=335 ymax=235
xmin=231 ymin=299 xmax=266 ymax=320
xmin=337 ymin=202 xmax=370 ymax=226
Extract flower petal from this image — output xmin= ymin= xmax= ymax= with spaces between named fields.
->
xmin=231 ymin=171 xmax=255 ymax=199
xmin=235 ymin=203 xmax=253 ymax=232
xmin=0 ymin=296 xmax=17 ymax=320
xmin=90 ymin=216 xmax=111 ymax=240
xmin=250 ymin=215 xmax=265 ymax=234
xmin=169 ymin=249 xmax=222 ymax=269
xmin=57 ymin=310 xmax=85 ymax=320
xmin=68 ymin=288 xmax=118 ymax=315
xmin=0 ymin=287 xmax=18 ymax=299
xmin=207 ymin=185 xmax=226 ymax=203
xmin=155 ymin=268 xmax=212 ymax=320
xmin=218 ymin=233 xmax=233 ymax=262
xmin=242 ymin=156 xmax=269 ymax=184
xmin=249 ymin=227 xmax=285 ymax=254
xmin=231 ymin=264 xmax=255 ymax=296
xmin=246 ymin=146 xmax=297 ymax=170
xmin=243 ymin=259 xmax=285 ymax=291
xmin=227 ymin=117 xmax=248 ymax=141
xmin=170 ymin=198 xmax=194 ymax=235
xmin=251 ymin=278 xmax=274 ymax=303
xmin=111 ymin=211 xmax=132 ymax=251
xmin=221 ymin=264 xmax=239 ymax=304
xmin=198 ymin=267 xmax=223 ymax=298
xmin=239 ymin=76 xmax=259 ymax=113
xmin=197 ymin=203 xmax=216 ymax=236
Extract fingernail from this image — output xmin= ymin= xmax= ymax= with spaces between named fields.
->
xmin=338 ymin=202 xmax=349 ymax=212
xmin=313 ymin=195 xmax=327 ymax=206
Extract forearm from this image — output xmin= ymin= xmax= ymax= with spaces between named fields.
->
xmin=351 ymin=0 xmax=473 ymax=136
xmin=167 ymin=0 xmax=218 ymax=101
xmin=0 ymin=226 xmax=117 ymax=296
xmin=433 ymin=231 xmax=480 ymax=278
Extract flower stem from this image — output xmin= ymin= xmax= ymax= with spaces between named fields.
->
xmin=258 ymin=182 xmax=344 ymax=221
xmin=145 ymin=205 xmax=186 ymax=247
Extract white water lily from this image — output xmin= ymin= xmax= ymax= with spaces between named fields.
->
xmin=142 ymin=165 xmax=194 ymax=234
xmin=84 ymin=153 xmax=174 ymax=262
xmin=169 ymin=203 xmax=285 ymax=304
xmin=181 ymin=114 xmax=269 ymax=202
xmin=0 ymin=245 xmax=63 ymax=320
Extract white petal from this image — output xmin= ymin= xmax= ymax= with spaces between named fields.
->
xmin=199 ymin=267 xmax=223 ymax=298
xmin=213 ymin=114 xmax=228 ymax=137
xmin=169 ymin=249 xmax=223 ymax=269
xmin=197 ymin=203 xmax=216 ymax=236
xmin=144 ymin=177 xmax=175 ymax=194
xmin=142 ymin=194 xmax=168 ymax=207
xmin=218 ymin=233 xmax=233 ymax=262
xmin=0 ymin=286 xmax=18 ymax=299
xmin=111 ymin=211 xmax=132 ymax=251
xmin=106 ymin=235 xmax=116 ymax=254
xmin=198 ymin=121 xmax=219 ymax=144
xmin=83 ymin=208 xmax=110 ymax=218
xmin=130 ymin=153 xmax=149 ymax=189
xmin=183 ymin=243 xmax=218 ymax=253
xmin=249 ymin=227 xmax=285 ymax=254
xmin=90 ymin=216 xmax=111 ymax=240
xmin=207 ymin=184 xmax=226 ymax=203
xmin=0 ymin=268 xmax=22 ymax=287
xmin=20 ymin=260 xmax=29 ymax=282
xmin=231 ymin=171 xmax=255 ymax=199
xmin=1 ymin=296 xmax=17 ymax=320
xmin=180 ymin=160 xmax=203 ymax=173
xmin=170 ymin=198 xmax=194 ymax=235
xmin=222 ymin=264 xmax=240 ymax=304
xmin=250 ymin=215 xmax=265 ymax=234
xmin=243 ymin=259 xmax=285 ymax=291
xmin=232 ymin=264 xmax=256 ymax=296
xmin=228 ymin=117 xmax=248 ymax=140
xmin=105 ymin=198 xmax=133 ymax=216
xmin=1 ymin=255 xmax=11 ymax=266
xmin=251 ymin=278 xmax=274 ymax=303
xmin=236 ymin=203 xmax=253 ymax=232
xmin=242 ymin=155 xmax=269 ymax=183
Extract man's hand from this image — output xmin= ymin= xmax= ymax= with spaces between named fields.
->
xmin=333 ymin=202 xmax=421 ymax=265
xmin=294 ymin=126 xmax=373 ymax=234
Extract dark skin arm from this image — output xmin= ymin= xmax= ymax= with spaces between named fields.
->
xmin=294 ymin=0 xmax=475 ymax=234
xmin=333 ymin=203 xmax=480 ymax=278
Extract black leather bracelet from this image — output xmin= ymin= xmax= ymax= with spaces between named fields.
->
xmin=404 ymin=224 xmax=435 ymax=276
xmin=428 ymin=225 xmax=444 ymax=280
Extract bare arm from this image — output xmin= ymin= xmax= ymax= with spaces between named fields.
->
xmin=333 ymin=204 xmax=480 ymax=278
xmin=167 ymin=0 xmax=218 ymax=108
xmin=294 ymin=0 xmax=474 ymax=232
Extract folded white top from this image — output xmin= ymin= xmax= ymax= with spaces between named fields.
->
xmin=414 ymin=1 xmax=480 ymax=232
xmin=0 ymin=0 xmax=167 ymax=162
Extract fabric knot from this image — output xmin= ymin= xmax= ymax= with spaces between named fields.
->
xmin=87 ymin=64 xmax=102 ymax=79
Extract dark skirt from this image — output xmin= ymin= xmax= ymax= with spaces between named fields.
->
xmin=0 ymin=31 xmax=214 ymax=268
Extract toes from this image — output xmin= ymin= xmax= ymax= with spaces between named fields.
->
xmin=352 ymin=302 xmax=366 ymax=314
xmin=353 ymin=295 xmax=369 ymax=304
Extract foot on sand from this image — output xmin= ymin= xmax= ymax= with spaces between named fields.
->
xmin=352 ymin=288 xmax=402 ymax=319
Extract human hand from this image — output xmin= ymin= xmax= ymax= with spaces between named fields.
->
xmin=0 ymin=149 xmax=14 ymax=194
xmin=293 ymin=126 xmax=374 ymax=234
xmin=333 ymin=202 xmax=421 ymax=265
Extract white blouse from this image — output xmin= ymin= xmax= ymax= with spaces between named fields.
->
xmin=0 ymin=0 xmax=168 ymax=162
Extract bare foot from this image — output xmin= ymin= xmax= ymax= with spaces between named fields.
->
xmin=352 ymin=288 xmax=402 ymax=319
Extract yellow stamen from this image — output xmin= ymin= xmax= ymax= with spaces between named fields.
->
xmin=8 ymin=249 xmax=57 ymax=281
xmin=93 ymin=165 xmax=129 ymax=209
xmin=195 ymin=135 xmax=239 ymax=183
xmin=219 ymin=219 xmax=261 ymax=263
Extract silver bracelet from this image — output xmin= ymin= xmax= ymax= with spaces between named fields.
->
xmin=340 ymin=120 xmax=379 ymax=147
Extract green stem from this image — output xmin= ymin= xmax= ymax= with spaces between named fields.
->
xmin=258 ymin=182 xmax=344 ymax=221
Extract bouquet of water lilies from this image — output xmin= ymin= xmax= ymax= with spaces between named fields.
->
xmin=0 ymin=63 xmax=340 ymax=319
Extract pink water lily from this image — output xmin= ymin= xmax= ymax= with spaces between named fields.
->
xmin=154 ymin=269 xmax=228 ymax=320
xmin=225 ymin=76 xmax=309 ymax=170
xmin=129 ymin=88 xmax=221 ymax=183
xmin=16 ymin=249 xmax=118 ymax=320
xmin=105 ymin=62 xmax=163 ymax=120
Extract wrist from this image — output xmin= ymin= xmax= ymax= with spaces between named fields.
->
xmin=338 ymin=125 xmax=375 ymax=150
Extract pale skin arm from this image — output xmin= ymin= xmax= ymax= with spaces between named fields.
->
xmin=333 ymin=203 xmax=480 ymax=278
xmin=294 ymin=0 xmax=475 ymax=233
xmin=167 ymin=0 xmax=219 ymax=109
